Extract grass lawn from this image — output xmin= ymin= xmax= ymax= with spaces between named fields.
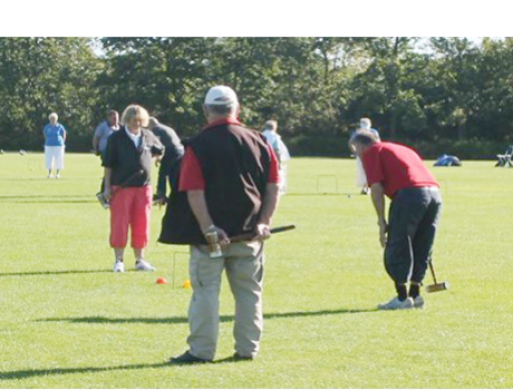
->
xmin=1 ymin=152 xmax=513 ymax=388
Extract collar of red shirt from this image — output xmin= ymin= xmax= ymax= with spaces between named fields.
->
xmin=203 ymin=117 xmax=240 ymax=131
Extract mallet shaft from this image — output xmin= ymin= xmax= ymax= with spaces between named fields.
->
xmin=230 ymin=224 xmax=296 ymax=243
xmin=428 ymin=261 xmax=438 ymax=284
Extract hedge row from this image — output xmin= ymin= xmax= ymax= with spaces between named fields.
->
xmin=286 ymin=135 xmax=508 ymax=160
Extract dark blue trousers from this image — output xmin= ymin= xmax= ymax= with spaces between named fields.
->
xmin=384 ymin=187 xmax=442 ymax=285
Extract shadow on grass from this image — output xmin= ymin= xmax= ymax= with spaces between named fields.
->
xmin=0 ymin=269 xmax=122 ymax=277
xmin=0 ymin=200 xmax=97 ymax=204
xmin=0 ymin=362 xmax=169 ymax=381
xmin=37 ymin=308 xmax=376 ymax=325
xmin=0 ymin=195 xmax=97 ymax=204
xmin=0 ymin=195 xmax=92 ymax=199
xmin=0 ymin=356 xmax=258 ymax=381
xmin=280 ymin=193 xmax=343 ymax=196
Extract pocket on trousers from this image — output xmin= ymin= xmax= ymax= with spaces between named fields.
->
xmin=190 ymin=245 xmax=222 ymax=288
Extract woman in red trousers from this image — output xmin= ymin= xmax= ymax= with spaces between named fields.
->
xmin=103 ymin=104 xmax=164 ymax=272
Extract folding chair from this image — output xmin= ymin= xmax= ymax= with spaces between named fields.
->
xmin=496 ymin=145 xmax=513 ymax=167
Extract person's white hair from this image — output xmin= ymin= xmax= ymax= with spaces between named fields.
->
xmin=264 ymin=120 xmax=278 ymax=132
xmin=121 ymin=105 xmax=150 ymax=127
xmin=359 ymin=117 xmax=372 ymax=129
xmin=49 ymin=112 xmax=58 ymax=122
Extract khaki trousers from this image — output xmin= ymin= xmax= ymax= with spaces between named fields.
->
xmin=187 ymin=241 xmax=264 ymax=361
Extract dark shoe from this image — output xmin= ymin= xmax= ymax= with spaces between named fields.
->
xmin=153 ymin=194 xmax=167 ymax=206
xmin=166 ymin=351 xmax=211 ymax=365
xmin=233 ymin=352 xmax=254 ymax=361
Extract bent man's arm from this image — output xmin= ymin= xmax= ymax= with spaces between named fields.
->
xmin=255 ymin=183 xmax=280 ymax=240
xmin=370 ymin=182 xmax=387 ymax=248
xmin=187 ymin=190 xmax=229 ymax=243
xmin=92 ymin=136 xmax=100 ymax=154
xmin=104 ymin=168 xmax=112 ymax=200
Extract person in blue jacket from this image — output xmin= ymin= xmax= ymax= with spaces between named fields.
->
xmin=43 ymin=112 xmax=67 ymax=179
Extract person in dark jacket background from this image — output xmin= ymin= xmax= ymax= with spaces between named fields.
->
xmin=147 ymin=117 xmax=184 ymax=203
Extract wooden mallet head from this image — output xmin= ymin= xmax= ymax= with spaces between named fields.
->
xmin=426 ymin=261 xmax=449 ymax=293
xmin=425 ymin=281 xmax=449 ymax=293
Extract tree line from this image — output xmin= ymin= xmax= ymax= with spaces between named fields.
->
xmin=0 ymin=37 xmax=511 ymax=158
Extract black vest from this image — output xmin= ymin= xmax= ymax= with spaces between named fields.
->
xmin=158 ymin=123 xmax=271 ymax=245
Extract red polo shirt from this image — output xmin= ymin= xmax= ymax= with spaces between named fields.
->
xmin=361 ymin=141 xmax=439 ymax=198
xmin=179 ymin=118 xmax=280 ymax=191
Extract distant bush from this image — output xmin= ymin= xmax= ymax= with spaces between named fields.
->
xmin=407 ymin=139 xmax=506 ymax=160
xmin=285 ymin=135 xmax=507 ymax=160
xmin=287 ymin=135 xmax=350 ymax=158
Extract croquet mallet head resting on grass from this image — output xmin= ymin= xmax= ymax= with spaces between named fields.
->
xmin=425 ymin=261 xmax=449 ymax=293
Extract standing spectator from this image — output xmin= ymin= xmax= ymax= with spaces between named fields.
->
xmin=163 ymin=86 xmax=281 ymax=364
xmin=103 ymin=105 xmax=164 ymax=273
xmin=262 ymin=120 xmax=290 ymax=194
xmin=93 ymin=110 xmax=120 ymax=192
xmin=147 ymin=117 xmax=184 ymax=203
xmin=43 ymin=112 xmax=67 ymax=179
xmin=349 ymin=118 xmax=380 ymax=195
xmin=351 ymin=131 xmax=442 ymax=310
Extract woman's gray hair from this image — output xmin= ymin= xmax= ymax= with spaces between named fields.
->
xmin=121 ymin=105 xmax=150 ymax=127
xmin=264 ymin=120 xmax=278 ymax=132
xmin=48 ymin=112 xmax=58 ymax=122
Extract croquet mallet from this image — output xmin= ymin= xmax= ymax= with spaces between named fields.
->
xmin=230 ymin=224 xmax=296 ymax=243
xmin=96 ymin=169 xmax=144 ymax=209
xmin=425 ymin=261 xmax=449 ymax=293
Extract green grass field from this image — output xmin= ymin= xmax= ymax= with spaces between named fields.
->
xmin=1 ymin=152 xmax=513 ymax=388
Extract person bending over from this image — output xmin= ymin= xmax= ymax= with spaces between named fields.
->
xmin=351 ymin=131 xmax=442 ymax=310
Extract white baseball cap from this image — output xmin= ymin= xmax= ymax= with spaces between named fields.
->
xmin=204 ymin=85 xmax=238 ymax=106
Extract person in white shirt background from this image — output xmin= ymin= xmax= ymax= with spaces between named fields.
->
xmin=349 ymin=117 xmax=380 ymax=195
xmin=262 ymin=120 xmax=290 ymax=195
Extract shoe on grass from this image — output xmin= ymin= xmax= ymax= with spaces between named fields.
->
xmin=135 ymin=259 xmax=155 ymax=272
xmin=413 ymin=295 xmax=425 ymax=308
xmin=113 ymin=261 xmax=125 ymax=273
xmin=233 ymin=352 xmax=254 ymax=361
xmin=166 ymin=351 xmax=211 ymax=365
xmin=378 ymin=297 xmax=414 ymax=310
xmin=152 ymin=194 xmax=167 ymax=205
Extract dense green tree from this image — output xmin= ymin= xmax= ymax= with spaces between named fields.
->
xmin=0 ymin=38 xmax=101 ymax=150
xmin=0 ymin=36 xmax=512 ymax=157
xmin=345 ymin=37 xmax=428 ymax=139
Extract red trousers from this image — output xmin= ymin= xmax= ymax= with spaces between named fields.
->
xmin=109 ymin=185 xmax=152 ymax=249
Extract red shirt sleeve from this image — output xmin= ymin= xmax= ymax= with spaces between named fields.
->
xmin=179 ymin=147 xmax=205 ymax=191
xmin=268 ymin=144 xmax=280 ymax=184
xmin=361 ymin=146 xmax=384 ymax=186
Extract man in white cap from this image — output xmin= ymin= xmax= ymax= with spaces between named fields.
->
xmin=163 ymin=85 xmax=281 ymax=364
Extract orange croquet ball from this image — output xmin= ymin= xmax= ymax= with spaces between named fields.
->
xmin=156 ymin=277 xmax=168 ymax=285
